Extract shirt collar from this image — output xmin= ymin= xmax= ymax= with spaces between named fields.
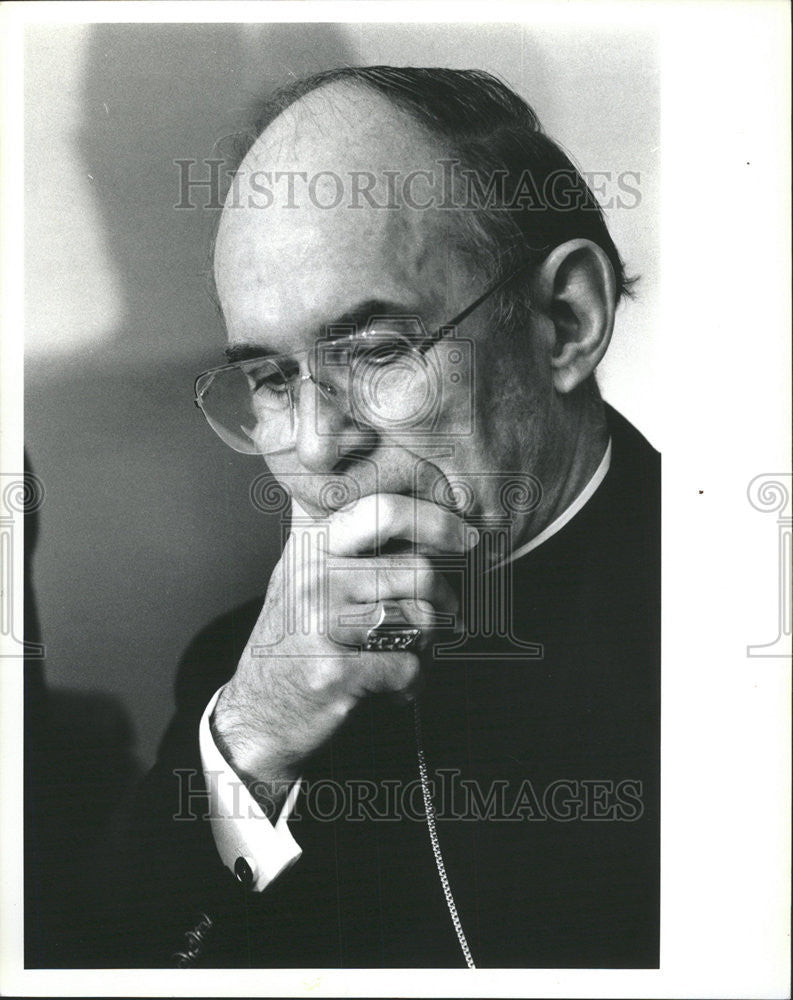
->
xmin=490 ymin=437 xmax=612 ymax=570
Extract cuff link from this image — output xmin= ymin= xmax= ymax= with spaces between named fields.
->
xmin=234 ymin=855 xmax=255 ymax=888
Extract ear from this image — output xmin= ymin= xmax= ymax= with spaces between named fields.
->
xmin=532 ymin=239 xmax=617 ymax=393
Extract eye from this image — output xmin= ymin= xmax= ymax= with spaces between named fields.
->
xmin=244 ymin=359 xmax=298 ymax=397
xmin=254 ymin=372 xmax=290 ymax=394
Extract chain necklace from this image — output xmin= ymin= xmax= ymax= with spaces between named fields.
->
xmin=413 ymin=701 xmax=476 ymax=969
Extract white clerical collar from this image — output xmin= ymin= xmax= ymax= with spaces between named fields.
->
xmin=491 ymin=438 xmax=612 ymax=570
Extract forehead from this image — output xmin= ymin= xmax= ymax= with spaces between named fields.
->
xmin=214 ymin=83 xmax=473 ymax=350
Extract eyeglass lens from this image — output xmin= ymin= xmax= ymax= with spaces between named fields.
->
xmin=197 ymin=328 xmax=442 ymax=455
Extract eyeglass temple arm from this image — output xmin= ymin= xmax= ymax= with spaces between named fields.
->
xmin=422 ymin=263 xmax=527 ymax=352
xmin=193 ymin=261 xmax=529 ymax=399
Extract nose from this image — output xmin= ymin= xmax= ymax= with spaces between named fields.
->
xmin=293 ymin=373 xmax=376 ymax=472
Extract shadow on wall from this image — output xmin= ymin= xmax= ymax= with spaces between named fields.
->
xmin=25 ymin=20 xmax=359 ymax=968
xmin=25 ymin=22 xmax=359 ymax=777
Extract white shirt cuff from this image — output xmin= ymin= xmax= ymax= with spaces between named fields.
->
xmin=199 ymin=686 xmax=303 ymax=892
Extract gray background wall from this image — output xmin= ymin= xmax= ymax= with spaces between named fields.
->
xmin=24 ymin=21 xmax=659 ymax=770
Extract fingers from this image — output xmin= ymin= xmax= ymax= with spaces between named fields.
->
xmin=325 ymin=493 xmax=479 ymax=557
xmin=276 ymin=493 xmax=467 ymax=716
xmin=328 ymin=597 xmax=455 ymax=648
xmin=354 ymin=648 xmax=423 ymax=699
xmin=297 ymin=648 xmax=423 ymax=702
xmin=337 ymin=557 xmax=460 ymax=616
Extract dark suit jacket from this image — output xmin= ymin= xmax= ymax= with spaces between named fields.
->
xmin=87 ymin=404 xmax=660 ymax=969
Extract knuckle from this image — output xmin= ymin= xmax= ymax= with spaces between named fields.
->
xmin=329 ymin=694 xmax=355 ymax=722
xmin=306 ymin=658 xmax=344 ymax=694
xmin=410 ymin=597 xmax=435 ymax=619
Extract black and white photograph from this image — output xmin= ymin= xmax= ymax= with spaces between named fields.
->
xmin=1 ymin=2 xmax=789 ymax=997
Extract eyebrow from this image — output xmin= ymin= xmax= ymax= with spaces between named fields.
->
xmin=224 ymin=341 xmax=279 ymax=364
xmin=224 ymin=298 xmax=422 ymax=364
xmin=325 ymin=298 xmax=419 ymax=331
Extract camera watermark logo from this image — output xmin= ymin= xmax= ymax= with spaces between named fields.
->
xmin=1 ymin=472 xmax=45 ymax=658
xmin=312 ymin=325 xmax=475 ymax=441
xmin=747 ymin=473 xmax=792 ymax=658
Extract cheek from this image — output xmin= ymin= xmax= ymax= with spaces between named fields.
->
xmin=450 ymin=351 xmax=549 ymax=500
xmin=477 ymin=333 xmax=552 ymax=438
xmin=262 ymin=455 xmax=311 ymax=509
xmin=264 ymin=453 xmax=371 ymax=516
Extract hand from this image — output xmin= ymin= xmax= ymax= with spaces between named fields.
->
xmin=211 ymin=493 xmax=477 ymax=815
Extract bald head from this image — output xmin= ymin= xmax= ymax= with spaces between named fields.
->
xmin=241 ymin=79 xmax=440 ymax=181
xmin=214 ymin=80 xmax=476 ymax=356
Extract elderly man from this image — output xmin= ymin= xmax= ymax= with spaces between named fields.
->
xmin=106 ymin=67 xmax=659 ymax=969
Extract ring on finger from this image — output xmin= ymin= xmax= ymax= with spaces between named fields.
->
xmin=364 ymin=601 xmax=422 ymax=652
